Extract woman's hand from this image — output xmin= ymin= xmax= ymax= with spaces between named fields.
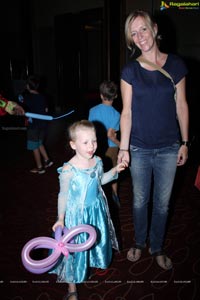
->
xmin=117 ymin=149 xmax=130 ymax=165
xmin=177 ymin=145 xmax=188 ymax=166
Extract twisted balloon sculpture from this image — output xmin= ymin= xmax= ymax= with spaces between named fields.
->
xmin=21 ymin=224 xmax=97 ymax=274
xmin=1 ymin=94 xmax=75 ymax=119
xmin=25 ymin=110 xmax=74 ymax=120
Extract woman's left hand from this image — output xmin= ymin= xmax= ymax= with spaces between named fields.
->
xmin=177 ymin=145 xmax=188 ymax=166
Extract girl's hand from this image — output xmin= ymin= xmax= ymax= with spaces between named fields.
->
xmin=116 ymin=160 xmax=128 ymax=173
xmin=52 ymin=220 xmax=64 ymax=232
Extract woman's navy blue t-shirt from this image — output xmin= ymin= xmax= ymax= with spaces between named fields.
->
xmin=121 ymin=53 xmax=188 ymax=148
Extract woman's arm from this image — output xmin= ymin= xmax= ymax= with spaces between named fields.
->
xmin=118 ymin=79 xmax=132 ymax=164
xmin=176 ymin=77 xmax=189 ymax=166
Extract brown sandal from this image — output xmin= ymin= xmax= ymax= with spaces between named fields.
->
xmin=127 ymin=247 xmax=142 ymax=262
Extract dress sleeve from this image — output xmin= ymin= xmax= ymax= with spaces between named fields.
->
xmin=97 ymin=158 xmax=118 ymax=185
xmin=57 ymin=168 xmax=72 ymax=216
xmin=101 ymin=169 xmax=118 ymax=185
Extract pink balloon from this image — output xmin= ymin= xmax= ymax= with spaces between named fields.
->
xmin=21 ymin=224 xmax=97 ymax=274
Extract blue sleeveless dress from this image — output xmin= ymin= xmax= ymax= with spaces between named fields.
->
xmin=50 ymin=156 xmax=118 ymax=283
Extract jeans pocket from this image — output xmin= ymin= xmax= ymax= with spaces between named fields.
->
xmin=130 ymin=145 xmax=139 ymax=152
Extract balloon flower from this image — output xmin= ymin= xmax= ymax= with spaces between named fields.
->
xmin=21 ymin=224 xmax=97 ymax=274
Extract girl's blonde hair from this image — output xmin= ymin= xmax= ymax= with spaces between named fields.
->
xmin=125 ymin=10 xmax=159 ymax=54
xmin=68 ymin=120 xmax=96 ymax=142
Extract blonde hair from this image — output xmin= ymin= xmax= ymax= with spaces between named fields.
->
xmin=125 ymin=10 xmax=158 ymax=53
xmin=68 ymin=120 xmax=96 ymax=142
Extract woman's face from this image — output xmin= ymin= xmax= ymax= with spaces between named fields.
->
xmin=129 ymin=16 xmax=157 ymax=53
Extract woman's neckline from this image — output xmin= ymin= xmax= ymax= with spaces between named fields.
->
xmin=137 ymin=53 xmax=169 ymax=71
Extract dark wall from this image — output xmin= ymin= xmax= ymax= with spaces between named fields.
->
xmin=153 ymin=6 xmax=200 ymax=139
xmin=0 ymin=0 xmax=33 ymax=98
xmin=1 ymin=0 xmax=200 ymax=135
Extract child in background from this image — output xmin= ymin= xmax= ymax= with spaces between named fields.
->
xmin=24 ymin=75 xmax=53 ymax=174
xmin=88 ymin=80 xmax=121 ymax=206
xmin=51 ymin=120 xmax=127 ymax=300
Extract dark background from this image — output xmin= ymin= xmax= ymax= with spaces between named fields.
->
xmin=0 ymin=0 xmax=200 ymax=137
xmin=0 ymin=1 xmax=200 ymax=299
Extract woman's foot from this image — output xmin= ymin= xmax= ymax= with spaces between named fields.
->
xmin=127 ymin=247 xmax=142 ymax=262
xmin=149 ymin=249 xmax=173 ymax=270
xmin=155 ymin=254 xmax=173 ymax=270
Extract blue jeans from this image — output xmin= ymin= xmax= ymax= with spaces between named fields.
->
xmin=129 ymin=143 xmax=179 ymax=254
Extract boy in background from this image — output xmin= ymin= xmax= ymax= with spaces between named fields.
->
xmin=88 ymin=80 xmax=120 ymax=206
xmin=24 ymin=75 xmax=53 ymax=174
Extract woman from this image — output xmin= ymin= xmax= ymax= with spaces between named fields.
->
xmin=118 ymin=10 xmax=189 ymax=270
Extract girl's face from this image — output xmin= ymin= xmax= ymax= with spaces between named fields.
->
xmin=130 ymin=16 xmax=157 ymax=53
xmin=70 ymin=127 xmax=97 ymax=160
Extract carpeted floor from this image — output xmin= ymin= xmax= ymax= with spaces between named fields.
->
xmin=0 ymin=121 xmax=200 ymax=300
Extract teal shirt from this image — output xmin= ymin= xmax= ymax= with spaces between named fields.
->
xmin=89 ymin=103 xmax=120 ymax=147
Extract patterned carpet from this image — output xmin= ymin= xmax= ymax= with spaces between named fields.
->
xmin=0 ymin=123 xmax=200 ymax=300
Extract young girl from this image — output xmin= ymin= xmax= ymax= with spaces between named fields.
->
xmin=51 ymin=120 xmax=128 ymax=300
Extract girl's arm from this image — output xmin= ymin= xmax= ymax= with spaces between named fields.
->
xmin=101 ymin=161 xmax=128 ymax=185
xmin=52 ymin=168 xmax=71 ymax=231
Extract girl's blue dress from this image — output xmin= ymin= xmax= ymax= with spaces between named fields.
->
xmin=50 ymin=156 xmax=118 ymax=283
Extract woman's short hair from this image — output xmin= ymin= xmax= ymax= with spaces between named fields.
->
xmin=125 ymin=10 xmax=158 ymax=53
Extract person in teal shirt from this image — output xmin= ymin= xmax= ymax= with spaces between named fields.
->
xmin=88 ymin=80 xmax=121 ymax=206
